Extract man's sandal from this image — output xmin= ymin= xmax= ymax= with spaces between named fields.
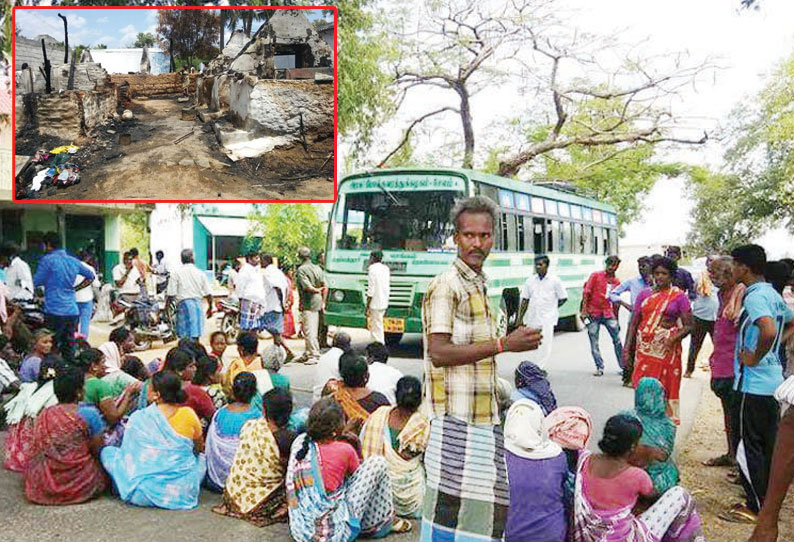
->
xmin=702 ymin=454 xmax=733 ymax=467
xmin=718 ymin=503 xmax=757 ymax=524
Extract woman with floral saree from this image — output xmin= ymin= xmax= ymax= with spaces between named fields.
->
xmin=626 ymin=256 xmax=693 ymax=423
xmin=322 ymin=352 xmax=390 ymax=434
xmin=360 ymin=376 xmax=429 ymax=518
xmin=24 ymin=368 xmax=108 ymax=505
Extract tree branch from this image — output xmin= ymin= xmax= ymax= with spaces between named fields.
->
xmin=378 ymin=107 xmax=459 ymax=167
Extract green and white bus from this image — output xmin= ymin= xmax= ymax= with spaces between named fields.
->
xmin=324 ymin=168 xmax=619 ymax=344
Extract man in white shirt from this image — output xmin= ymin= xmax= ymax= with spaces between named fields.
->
xmin=366 ymin=250 xmax=390 ymax=344
xmin=261 ymin=254 xmax=296 ymax=362
xmin=153 ymin=250 xmax=170 ymax=294
xmin=312 ymin=331 xmax=352 ymax=401
xmin=166 ymin=249 xmax=213 ymax=340
xmin=112 ymin=251 xmax=142 ymax=302
xmin=365 ymin=341 xmax=403 ymax=405
xmin=0 ymin=243 xmax=34 ymax=301
xmin=74 ymin=254 xmax=101 ymax=341
xmin=236 ymin=251 xmax=267 ymax=333
xmin=516 ymin=255 xmax=568 ymax=370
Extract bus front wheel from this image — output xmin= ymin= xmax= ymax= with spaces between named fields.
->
xmin=385 ymin=333 xmax=403 ymax=346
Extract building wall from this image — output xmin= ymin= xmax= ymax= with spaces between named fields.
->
xmin=110 ymin=73 xmax=197 ymax=97
xmin=14 ymin=35 xmax=72 ymax=78
xmin=193 ymin=216 xmax=210 ymax=271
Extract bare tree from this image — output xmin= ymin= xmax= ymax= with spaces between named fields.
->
xmin=58 ymin=13 xmax=68 ymax=64
xmin=386 ymin=0 xmax=535 ymax=169
xmin=380 ymin=0 xmax=715 ymax=178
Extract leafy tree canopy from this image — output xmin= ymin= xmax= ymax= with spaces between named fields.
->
xmin=248 ymin=204 xmax=326 ymax=269
xmin=133 ymin=32 xmax=156 ymax=48
xmin=156 ymin=9 xmax=220 ymax=69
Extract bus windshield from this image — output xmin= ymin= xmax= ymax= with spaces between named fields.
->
xmin=333 ymin=189 xmax=464 ymax=252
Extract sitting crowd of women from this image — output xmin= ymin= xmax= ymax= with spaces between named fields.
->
xmin=3 ymin=320 xmax=706 ymax=541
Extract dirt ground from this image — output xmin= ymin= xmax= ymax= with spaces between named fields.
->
xmin=679 ymin=366 xmax=794 ymax=541
xmin=15 ymin=97 xmax=334 ymax=201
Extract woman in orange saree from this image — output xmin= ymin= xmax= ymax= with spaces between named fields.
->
xmin=626 ymin=256 xmax=693 ymax=424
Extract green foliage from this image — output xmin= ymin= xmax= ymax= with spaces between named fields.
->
xmin=94 ymin=44 xmax=107 ymax=49
xmin=684 ymin=167 xmax=764 ymax=254
xmin=157 ymin=9 xmax=220 ymax=69
xmin=2 ymin=1 xmax=11 ymax=57
xmin=247 ymin=204 xmax=326 ymax=269
xmin=120 ymin=213 xmax=150 ymax=259
xmin=133 ymin=32 xmax=156 ymax=48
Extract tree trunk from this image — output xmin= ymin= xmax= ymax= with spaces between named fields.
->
xmin=41 ymin=39 xmax=52 ymax=94
xmin=455 ymin=83 xmax=475 ymax=169
xmin=220 ymin=10 xmax=225 ymax=52
xmin=58 ymin=13 xmax=68 ymax=64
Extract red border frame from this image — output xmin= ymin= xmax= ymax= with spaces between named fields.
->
xmin=11 ymin=5 xmax=338 ymax=204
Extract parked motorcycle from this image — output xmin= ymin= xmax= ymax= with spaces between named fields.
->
xmin=13 ymin=297 xmax=46 ymax=331
xmin=118 ymin=294 xmax=177 ymax=351
xmin=215 ymin=297 xmax=240 ymax=344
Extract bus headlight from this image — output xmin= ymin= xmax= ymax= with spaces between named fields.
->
xmin=332 ymin=289 xmax=345 ymax=302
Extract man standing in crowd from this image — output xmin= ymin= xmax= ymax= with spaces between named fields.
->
xmin=666 ymin=245 xmax=696 ymax=301
xmin=167 ymin=249 xmax=213 ymax=341
xmin=113 ymin=251 xmax=142 ymax=303
xmin=366 ymin=250 xmax=390 ymax=345
xmin=421 ymin=196 xmax=542 ymax=542
xmin=33 ymin=232 xmax=95 ymax=362
xmin=686 ymin=255 xmax=719 ymax=378
xmin=516 ymin=255 xmax=567 ymax=370
xmin=295 ymin=247 xmax=326 ymax=365
xmin=721 ymin=244 xmax=793 ymax=524
xmin=236 ymin=251 xmax=267 ymax=336
xmin=702 ymin=256 xmax=744 ymax=468
xmin=153 ymin=250 xmax=170 ymax=294
xmin=582 ymin=255 xmax=623 ymax=377
xmin=0 ymin=242 xmax=34 ymax=301
xmin=608 ymin=255 xmax=652 ymax=315
xmin=261 ymin=253 xmax=296 ymax=363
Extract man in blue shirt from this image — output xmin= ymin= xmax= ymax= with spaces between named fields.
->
xmin=608 ymin=256 xmax=651 ymax=385
xmin=723 ymin=244 xmax=794 ymax=524
xmin=33 ymin=232 xmax=95 ymax=362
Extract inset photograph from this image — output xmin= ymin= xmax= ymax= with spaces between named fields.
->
xmin=12 ymin=6 xmax=335 ymax=201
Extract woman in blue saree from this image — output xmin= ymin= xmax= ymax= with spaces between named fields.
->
xmin=101 ymin=371 xmax=206 ymax=510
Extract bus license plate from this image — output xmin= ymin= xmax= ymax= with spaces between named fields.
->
xmin=383 ymin=318 xmax=405 ymax=333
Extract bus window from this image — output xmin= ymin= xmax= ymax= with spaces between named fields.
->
xmin=517 ymin=215 xmax=526 ymax=252
xmin=500 ymin=212 xmax=509 ymax=251
xmin=594 ymin=227 xmax=603 ymax=255
xmin=609 ymin=228 xmax=618 ymax=255
xmin=583 ymin=225 xmax=594 ymax=254
xmin=573 ymin=223 xmax=583 ymax=254
xmin=561 ymin=221 xmax=572 ymax=254
xmin=548 ymin=220 xmax=560 ymax=253
xmin=533 ymin=218 xmax=545 ymax=253
xmin=602 ymin=227 xmax=610 ymax=255
xmin=507 ymin=213 xmax=517 ymax=251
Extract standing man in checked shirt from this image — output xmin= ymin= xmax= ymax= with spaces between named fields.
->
xmin=420 ymin=196 xmax=542 ymax=542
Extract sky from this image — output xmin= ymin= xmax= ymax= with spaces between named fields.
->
xmin=14 ymin=7 xmax=327 ymax=49
xmin=365 ymin=0 xmax=794 ymax=256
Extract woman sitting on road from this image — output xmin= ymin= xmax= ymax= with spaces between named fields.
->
xmin=213 ymin=388 xmax=297 ymax=527
xmin=360 ymin=376 xmax=429 ymax=518
xmin=545 ymin=405 xmax=594 ymax=510
xmin=622 ymin=377 xmax=679 ymax=494
xmin=625 ymin=256 xmax=693 ymax=424
xmin=101 ymin=371 xmax=206 ymax=510
xmin=322 ymin=351 xmax=390 ymax=434
xmin=97 ymin=327 xmax=140 ymax=390
xmin=287 ymin=398 xmax=410 ymax=541
xmin=511 ymin=360 xmax=558 ymax=415
xmin=75 ymin=348 xmax=138 ymax=427
xmin=24 ymin=367 xmax=108 ymax=505
xmin=572 ymin=414 xmax=704 ymax=542
xmin=18 ymin=329 xmax=53 ymax=383
xmin=223 ymin=332 xmax=263 ymax=397
xmin=4 ymin=357 xmax=58 ymax=472
xmin=163 ymin=348 xmax=216 ymax=429
xmin=504 ymin=399 xmax=568 ymax=542
xmin=192 ymin=354 xmax=227 ymax=410
xmin=207 ymin=330 xmax=228 ymax=369
xmin=205 ymin=372 xmax=262 ymax=492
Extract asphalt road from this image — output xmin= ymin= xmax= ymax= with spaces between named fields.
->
xmin=0 ymin=313 xmax=705 ymax=542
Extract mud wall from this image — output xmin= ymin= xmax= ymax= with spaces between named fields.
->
xmin=81 ymin=90 xmax=117 ymax=130
xmin=14 ymin=35 xmax=72 ymax=79
xmin=228 ymin=78 xmax=333 ymax=138
xmin=109 ymin=73 xmax=198 ymax=97
xmin=35 ymin=93 xmax=82 ymax=140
